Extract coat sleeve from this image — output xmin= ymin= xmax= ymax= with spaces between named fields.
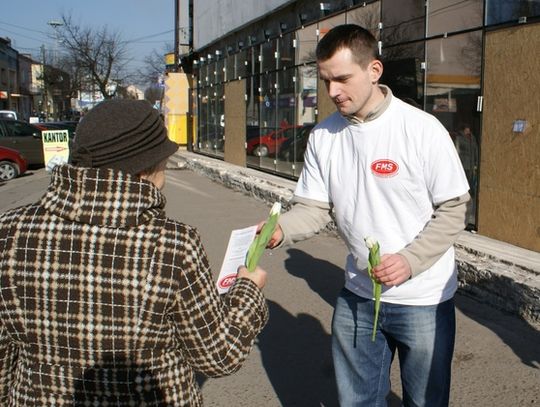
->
xmin=0 ymin=316 xmax=18 ymax=402
xmin=169 ymin=225 xmax=268 ymax=377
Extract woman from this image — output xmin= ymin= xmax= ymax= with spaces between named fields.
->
xmin=0 ymin=99 xmax=268 ymax=405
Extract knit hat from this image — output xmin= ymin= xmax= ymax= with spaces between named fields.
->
xmin=70 ymin=99 xmax=179 ymax=174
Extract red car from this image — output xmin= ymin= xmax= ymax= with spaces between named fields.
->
xmin=246 ymin=126 xmax=299 ymax=157
xmin=0 ymin=146 xmax=28 ymax=181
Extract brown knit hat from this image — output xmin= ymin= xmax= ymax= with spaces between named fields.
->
xmin=70 ymin=99 xmax=179 ymax=174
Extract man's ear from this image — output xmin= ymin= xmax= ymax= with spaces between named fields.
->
xmin=369 ymin=59 xmax=384 ymax=83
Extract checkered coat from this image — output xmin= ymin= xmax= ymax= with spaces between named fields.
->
xmin=0 ymin=165 xmax=268 ymax=406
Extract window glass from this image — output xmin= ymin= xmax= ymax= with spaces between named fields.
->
xmin=296 ymin=24 xmax=317 ymax=65
xmin=382 ymin=0 xmax=425 ymax=45
xmin=277 ymin=64 xmax=318 ymax=177
xmin=380 ymin=41 xmax=425 ymax=107
xmin=319 ymin=14 xmax=347 ymax=39
xmin=486 ymin=0 xmax=540 ymax=25
xmin=278 ymin=32 xmax=294 ymax=68
xmin=262 ymin=39 xmax=277 ymax=72
xmin=225 ymin=54 xmax=235 ymax=81
xmin=215 ymin=58 xmax=224 ymax=83
xmin=346 ymin=2 xmax=381 ymax=37
xmin=426 ymin=31 xmax=482 ymax=226
xmin=237 ymin=49 xmax=248 ymax=79
xmin=428 ymin=0 xmax=483 ymax=36
xmin=207 ymin=60 xmax=215 ymax=85
xmin=246 ymin=72 xmax=277 ymax=168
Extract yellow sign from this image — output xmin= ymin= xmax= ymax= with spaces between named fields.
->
xmin=42 ymin=129 xmax=70 ymax=170
xmin=165 ymin=52 xmax=175 ymax=66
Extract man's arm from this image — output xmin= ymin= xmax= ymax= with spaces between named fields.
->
xmin=374 ymin=192 xmax=470 ymax=285
xmin=273 ymin=196 xmax=333 ymax=248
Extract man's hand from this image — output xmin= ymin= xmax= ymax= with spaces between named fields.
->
xmin=372 ymin=254 xmax=411 ymax=287
xmin=256 ymin=221 xmax=283 ymax=249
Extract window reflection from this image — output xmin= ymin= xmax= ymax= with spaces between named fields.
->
xmin=380 ymin=42 xmax=425 ymax=107
xmin=428 ymin=0 xmax=483 ymax=36
xmin=346 ymin=1 xmax=381 ymax=36
xmin=486 ymin=0 xmax=540 ymax=25
xmin=426 ymin=32 xmax=482 ymax=225
xmin=296 ymin=24 xmax=317 ymax=65
xmin=382 ymin=0 xmax=425 ymax=45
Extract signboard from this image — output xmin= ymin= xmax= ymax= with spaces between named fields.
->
xmin=0 ymin=91 xmax=7 ymax=99
xmin=42 ymin=129 xmax=70 ymax=171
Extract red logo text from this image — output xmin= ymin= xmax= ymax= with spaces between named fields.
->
xmin=371 ymin=159 xmax=399 ymax=177
xmin=218 ymin=274 xmax=237 ymax=289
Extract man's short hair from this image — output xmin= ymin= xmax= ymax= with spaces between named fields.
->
xmin=316 ymin=24 xmax=378 ymax=68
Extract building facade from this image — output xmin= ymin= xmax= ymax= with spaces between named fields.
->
xmin=186 ymin=0 xmax=539 ymax=252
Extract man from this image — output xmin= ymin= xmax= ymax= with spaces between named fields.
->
xmin=267 ymin=25 xmax=470 ymax=406
xmin=0 ymin=99 xmax=268 ymax=405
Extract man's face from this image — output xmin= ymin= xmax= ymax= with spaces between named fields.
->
xmin=318 ymin=47 xmax=383 ymax=120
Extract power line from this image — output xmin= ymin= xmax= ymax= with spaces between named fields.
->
xmin=0 ymin=19 xmax=49 ymax=35
xmin=125 ymin=29 xmax=174 ymax=44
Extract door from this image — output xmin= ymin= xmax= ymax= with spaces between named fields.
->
xmin=0 ymin=120 xmax=44 ymax=165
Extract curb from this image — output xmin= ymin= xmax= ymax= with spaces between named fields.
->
xmin=169 ymin=151 xmax=540 ymax=327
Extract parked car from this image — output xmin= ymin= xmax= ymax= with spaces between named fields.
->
xmin=277 ymin=123 xmax=315 ymax=162
xmin=0 ymin=119 xmax=44 ymax=165
xmin=33 ymin=121 xmax=77 ymax=138
xmin=0 ymin=146 xmax=28 ymax=181
xmin=246 ymin=126 xmax=299 ymax=157
xmin=0 ymin=110 xmax=18 ymax=120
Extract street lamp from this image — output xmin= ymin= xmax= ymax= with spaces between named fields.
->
xmin=48 ymin=20 xmax=64 ymax=65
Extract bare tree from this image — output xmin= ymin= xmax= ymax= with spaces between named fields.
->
xmin=55 ymin=13 xmax=130 ymax=99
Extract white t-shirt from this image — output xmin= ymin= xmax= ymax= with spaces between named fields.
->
xmin=295 ymin=96 xmax=469 ymax=305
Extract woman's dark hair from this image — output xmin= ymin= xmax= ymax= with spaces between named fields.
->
xmin=316 ymin=24 xmax=378 ymax=68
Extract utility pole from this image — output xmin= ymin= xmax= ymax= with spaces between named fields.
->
xmin=174 ymin=0 xmax=179 ymax=72
xmin=48 ymin=20 xmax=64 ymax=66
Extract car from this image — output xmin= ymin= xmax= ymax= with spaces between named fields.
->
xmin=33 ymin=121 xmax=77 ymax=138
xmin=246 ymin=126 xmax=299 ymax=157
xmin=0 ymin=146 xmax=28 ymax=181
xmin=277 ymin=123 xmax=315 ymax=162
xmin=0 ymin=119 xmax=44 ymax=165
xmin=0 ymin=110 xmax=18 ymax=120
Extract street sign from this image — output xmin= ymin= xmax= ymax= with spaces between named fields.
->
xmin=42 ymin=129 xmax=70 ymax=171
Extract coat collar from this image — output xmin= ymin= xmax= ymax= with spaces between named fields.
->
xmin=40 ymin=165 xmax=166 ymax=228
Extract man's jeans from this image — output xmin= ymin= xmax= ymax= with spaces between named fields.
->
xmin=332 ymin=288 xmax=455 ymax=407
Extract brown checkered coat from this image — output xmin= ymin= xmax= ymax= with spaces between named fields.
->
xmin=0 ymin=165 xmax=268 ymax=406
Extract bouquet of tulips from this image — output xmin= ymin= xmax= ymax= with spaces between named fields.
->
xmin=364 ymin=236 xmax=382 ymax=341
xmin=246 ymin=202 xmax=281 ymax=272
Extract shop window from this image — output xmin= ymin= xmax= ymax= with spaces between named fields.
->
xmin=380 ymin=41 xmax=425 ymax=107
xmin=319 ymin=13 xmax=347 ymax=39
xmin=225 ymin=54 xmax=235 ymax=81
xmin=278 ymin=32 xmax=295 ymax=68
xmin=346 ymin=1 xmax=381 ymax=37
xmin=426 ymin=31 xmax=482 ymax=226
xmin=236 ymin=49 xmax=248 ymax=79
xmin=277 ymin=65 xmax=317 ymax=177
xmin=486 ymin=0 xmax=540 ymax=25
xmin=382 ymin=0 xmax=425 ymax=45
xmin=296 ymin=24 xmax=317 ymax=65
xmin=428 ymin=0 xmax=483 ymax=36
xmin=262 ymin=39 xmax=277 ymax=72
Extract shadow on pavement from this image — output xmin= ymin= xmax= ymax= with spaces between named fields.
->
xmin=258 ymin=248 xmax=401 ymax=406
xmin=454 ymin=292 xmax=540 ymax=369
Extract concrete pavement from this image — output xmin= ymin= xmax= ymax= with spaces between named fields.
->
xmin=1 ymin=166 xmax=538 ymax=406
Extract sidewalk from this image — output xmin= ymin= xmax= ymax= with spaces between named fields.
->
xmin=169 ymin=150 xmax=540 ymax=328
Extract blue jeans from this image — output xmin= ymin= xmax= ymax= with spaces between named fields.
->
xmin=332 ymin=288 xmax=455 ymax=407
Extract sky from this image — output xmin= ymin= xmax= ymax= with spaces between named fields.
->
xmin=1 ymin=0 xmax=176 ymax=74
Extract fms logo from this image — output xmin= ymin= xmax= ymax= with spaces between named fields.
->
xmin=371 ymin=159 xmax=399 ymax=178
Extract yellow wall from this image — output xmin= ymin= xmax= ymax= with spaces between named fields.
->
xmin=480 ymin=23 xmax=540 ymax=251
xmin=164 ymin=72 xmax=192 ymax=145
